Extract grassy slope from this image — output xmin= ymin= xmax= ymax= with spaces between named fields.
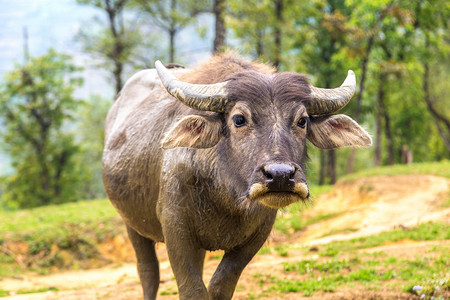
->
xmin=0 ymin=200 xmax=123 ymax=278
xmin=340 ymin=160 xmax=450 ymax=180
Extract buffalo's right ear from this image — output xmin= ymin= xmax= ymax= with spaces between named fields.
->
xmin=307 ymin=114 xmax=372 ymax=149
xmin=162 ymin=115 xmax=223 ymax=149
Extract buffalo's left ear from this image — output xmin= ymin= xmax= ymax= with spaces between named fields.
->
xmin=162 ymin=115 xmax=223 ymax=149
xmin=307 ymin=114 xmax=372 ymax=149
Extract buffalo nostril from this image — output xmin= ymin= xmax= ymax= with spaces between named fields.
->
xmin=289 ymin=171 xmax=295 ymax=180
xmin=262 ymin=169 xmax=274 ymax=180
xmin=262 ymin=164 xmax=296 ymax=191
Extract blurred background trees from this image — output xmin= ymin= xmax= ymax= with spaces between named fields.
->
xmin=0 ymin=50 xmax=83 ymax=208
xmin=0 ymin=0 xmax=448 ymax=208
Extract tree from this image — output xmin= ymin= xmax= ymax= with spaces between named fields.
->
xmin=229 ymin=0 xmax=291 ymax=68
xmin=74 ymin=95 xmax=111 ymax=199
xmin=77 ymin=0 xmax=142 ymax=95
xmin=292 ymin=0 xmax=354 ymax=184
xmin=0 ymin=50 xmax=83 ymax=208
xmin=273 ymin=0 xmax=283 ymax=69
xmin=228 ymin=0 xmax=273 ymax=59
xmin=345 ymin=0 xmax=396 ymax=173
xmin=213 ymin=0 xmax=226 ymax=53
xmin=134 ymin=0 xmax=209 ymax=62
xmin=412 ymin=0 xmax=450 ymax=151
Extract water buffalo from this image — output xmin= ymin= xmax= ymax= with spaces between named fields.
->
xmin=102 ymin=54 xmax=371 ymax=300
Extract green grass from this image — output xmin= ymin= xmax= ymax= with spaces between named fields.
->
xmin=0 ymin=199 xmax=122 ymax=278
xmin=442 ymin=197 xmax=450 ymax=208
xmin=340 ymin=160 xmax=450 ymax=181
xmin=160 ymin=289 xmax=178 ymax=296
xmin=17 ymin=287 xmax=60 ymax=295
xmin=283 ymin=259 xmax=352 ymax=274
xmin=320 ymin=227 xmax=359 ymax=237
xmin=274 ymin=245 xmax=289 ymax=257
xmin=302 ymin=212 xmax=345 ymax=227
xmin=309 ymin=184 xmax=334 ymax=197
xmin=252 ymin=222 xmax=450 ymax=298
xmin=0 ymin=287 xmax=60 ymax=298
xmin=318 ymin=222 xmax=450 ymax=256
xmin=0 ymin=199 xmax=119 ymax=237
xmin=257 ymin=247 xmax=272 ymax=255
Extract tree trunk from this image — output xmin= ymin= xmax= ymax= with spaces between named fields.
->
xmin=374 ymin=71 xmax=383 ymax=166
xmin=384 ymin=111 xmax=395 ymax=165
xmin=53 ymin=149 xmax=68 ymax=198
xmin=273 ymin=0 xmax=283 ymax=69
xmin=213 ymin=0 xmax=226 ymax=53
xmin=401 ymin=145 xmax=413 ymax=164
xmin=378 ymin=84 xmax=394 ymax=165
xmin=374 ymin=107 xmax=382 ymax=166
xmin=113 ymin=62 xmax=123 ymax=95
xmin=319 ymin=150 xmax=326 ymax=185
xmin=422 ymin=48 xmax=450 ymax=151
xmin=169 ymin=29 xmax=176 ymax=62
xmin=256 ymin=29 xmax=264 ymax=57
xmin=327 ymin=150 xmax=336 ymax=184
xmin=169 ymin=0 xmax=177 ymax=62
xmin=21 ymin=71 xmax=53 ymax=203
xmin=23 ymin=27 xmax=29 ymax=64
xmin=432 ymin=119 xmax=450 ymax=151
xmin=104 ymin=0 xmax=125 ymax=95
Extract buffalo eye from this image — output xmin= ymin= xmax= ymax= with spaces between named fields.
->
xmin=297 ymin=117 xmax=307 ymax=129
xmin=232 ymin=114 xmax=247 ymax=128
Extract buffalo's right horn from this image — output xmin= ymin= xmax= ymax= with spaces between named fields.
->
xmin=155 ymin=61 xmax=229 ymax=113
xmin=306 ymin=70 xmax=356 ymax=115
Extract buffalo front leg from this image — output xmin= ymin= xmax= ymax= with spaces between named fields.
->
xmin=208 ymin=225 xmax=274 ymax=299
xmin=126 ymin=225 xmax=160 ymax=300
xmin=162 ymin=223 xmax=207 ymax=299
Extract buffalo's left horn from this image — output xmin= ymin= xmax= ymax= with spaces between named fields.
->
xmin=155 ymin=60 xmax=229 ymax=113
xmin=306 ymin=70 xmax=356 ymax=115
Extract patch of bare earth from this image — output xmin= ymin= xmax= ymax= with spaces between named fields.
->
xmin=1 ymin=175 xmax=449 ymax=299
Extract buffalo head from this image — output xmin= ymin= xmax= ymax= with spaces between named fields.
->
xmin=155 ymin=61 xmax=371 ymax=209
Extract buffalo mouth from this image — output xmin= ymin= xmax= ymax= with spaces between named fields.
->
xmin=248 ymin=182 xmax=309 ymax=209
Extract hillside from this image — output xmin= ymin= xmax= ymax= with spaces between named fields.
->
xmin=0 ymin=162 xmax=449 ymax=299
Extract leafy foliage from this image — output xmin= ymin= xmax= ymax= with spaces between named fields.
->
xmin=133 ymin=0 xmax=211 ymax=62
xmin=227 ymin=0 xmax=449 ymax=184
xmin=76 ymin=0 xmax=163 ymax=94
xmin=0 ymin=50 xmax=83 ymax=208
xmin=73 ymin=95 xmax=111 ymax=199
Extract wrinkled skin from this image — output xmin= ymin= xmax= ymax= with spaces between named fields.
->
xmin=102 ymin=56 xmax=371 ymax=300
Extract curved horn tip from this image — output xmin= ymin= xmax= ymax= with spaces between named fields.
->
xmin=155 ymin=60 xmax=164 ymax=69
xmin=341 ymin=70 xmax=356 ymax=88
xmin=155 ymin=60 xmax=178 ymax=84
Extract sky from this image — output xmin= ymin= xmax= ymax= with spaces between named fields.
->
xmin=0 ymin=0 xmax=214 ymax=175
xmin=0 ymin=0 xmax=112 ymax=99
xmin=0 ymin=0 xmax=99 ymax=69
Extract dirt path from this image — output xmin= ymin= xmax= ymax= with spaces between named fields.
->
xmin=1 ymin=175 xmax=449 ymax=299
